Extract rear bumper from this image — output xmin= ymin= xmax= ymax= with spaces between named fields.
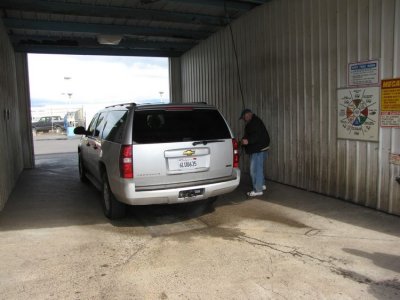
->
xmin=111 ymin=169 xmax=240 ymax=205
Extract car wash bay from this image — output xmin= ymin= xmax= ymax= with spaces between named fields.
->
xmin=0 ymin=0 xmax=400 ymax=299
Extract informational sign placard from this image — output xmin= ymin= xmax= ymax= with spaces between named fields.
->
xmin=381 ymin=78 xmax=400 ymax=128
xmin=389 ymin=153 xmax=400 ymax=165
xmin=338 ymin=87 xmax=380 ymax=142
xmin=348 ymin=59 xmax=379 ymax=86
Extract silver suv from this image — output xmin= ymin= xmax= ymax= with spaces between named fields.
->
xmin=74 ymin=103 xmax=240 ymax=219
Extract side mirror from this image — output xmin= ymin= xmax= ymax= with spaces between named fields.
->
xmin=73 ymin=126 xmax=87 ymax=135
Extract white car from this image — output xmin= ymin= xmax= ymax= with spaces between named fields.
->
xmin=74 ymin=103 xmax=240 ymax=219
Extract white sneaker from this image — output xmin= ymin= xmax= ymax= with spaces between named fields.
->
xmin=247 ymin=191 xmax=263 ymax=197
xmin=262 ymin=185 xmax=267 ymax=191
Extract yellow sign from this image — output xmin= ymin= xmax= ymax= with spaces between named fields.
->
xmin=381 ymin=79 xmax=400 ymax=128
xmin=382 ymin=79 xmax=400 ymax=88
xmin=381 ymin=79 xmax=400 ymax=111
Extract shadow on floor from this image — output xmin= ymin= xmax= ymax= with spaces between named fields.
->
xmin=0 ymin=153 xmax=221 ymax=232
xmin=1 ymin=152 xmax=399 ymax=238
xmin=251 ymin=177 xmax=400 ymax=238
xmin=0 ymin=153 xmax=107 ymax=231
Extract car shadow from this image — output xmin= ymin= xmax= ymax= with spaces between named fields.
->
xmin=0 ymin=153 xmax=245 ymax=232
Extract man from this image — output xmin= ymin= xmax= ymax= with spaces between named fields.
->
xmin=239 ymin=108 xmax=270 ymax=197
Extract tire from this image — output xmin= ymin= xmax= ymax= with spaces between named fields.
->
xmin=201 ymin=196 xmax=218 ymax=214
xmin=78 ymin=156 xmax=88 ymax=183
xmin=102 ymin=173 xmax=126 ymax=219
xmin=55 ymin=126 xmax=62 ymax=134
xmin=206 ymin=196 xmax=218 ymax=207
xmin=32 ymin=128 xmax=37 ymax=137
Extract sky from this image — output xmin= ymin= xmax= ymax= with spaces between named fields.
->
xmin=28 ymin=54 xmax=170 ymax=107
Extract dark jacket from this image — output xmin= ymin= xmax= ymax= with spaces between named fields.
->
xmin=243 ymin=114 xmax=270 ymax=154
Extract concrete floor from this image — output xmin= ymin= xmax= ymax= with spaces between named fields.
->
xmin=0 ymin=136 xmax=399 ymax=299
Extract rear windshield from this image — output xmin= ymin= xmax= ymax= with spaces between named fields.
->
xmin=132 ymin=109 xmax=231 ymax=144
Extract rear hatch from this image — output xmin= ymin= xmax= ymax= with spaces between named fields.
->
xmin=131 ymin=106 xmax=235 ymax=189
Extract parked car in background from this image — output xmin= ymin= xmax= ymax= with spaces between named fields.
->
xmin=74 ymin=102 xmax=241 ymax=219
xmin=32 ymin=116 xmax=65 ymax=135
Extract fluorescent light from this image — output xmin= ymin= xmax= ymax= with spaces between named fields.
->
xmin=97 ymin=35 xmax=123 ymax=45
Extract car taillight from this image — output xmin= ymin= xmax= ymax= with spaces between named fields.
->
xmin=120 ymin=145 xmax=133 ymax=179
xmin=232 ymin=139 xmax=239 ymax=168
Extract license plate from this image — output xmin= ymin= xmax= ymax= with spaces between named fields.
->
xmin=169 ymin=157 xmax=204 ymax=171
xmin=179 ymin=158 xmax=197 ymax=168
xmin=179 ymin=188 xmax=204 ymax=198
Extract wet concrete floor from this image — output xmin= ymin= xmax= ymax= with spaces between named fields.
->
xmin=0 ymin=136 xmax=400 ymax=299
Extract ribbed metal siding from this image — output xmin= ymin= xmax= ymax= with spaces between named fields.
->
xmin=175 ymin=0 xmax=400 ymax=215
xmin=15 ymin=53 xmax=35 ymax=169
xmin=0 ymin=19 xmax=31 ymax=210
xmin=169 ymin=57 xmax=182 ymax=102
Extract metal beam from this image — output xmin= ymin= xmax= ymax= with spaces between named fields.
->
xmin=3 ymin=18 xmax=211 ymax=40
xmin=240 ymin=0 xmax=271 ymax=4
xmin=13 ymin=44 xmax=183 ymax=57
xmin=0 ymin=0 xmax=226 ymax=27
xmin=10 ymin=35 xmax=196 ymax=51
xmin=166 ymin=0 xmax=267 ymax=11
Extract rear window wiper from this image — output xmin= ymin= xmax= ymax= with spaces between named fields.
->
xmin=192 ymin=139 xmax=225 ymax=146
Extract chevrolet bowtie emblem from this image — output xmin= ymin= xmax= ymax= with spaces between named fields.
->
xmin=183 ymin=150 xmax=195 ymax=156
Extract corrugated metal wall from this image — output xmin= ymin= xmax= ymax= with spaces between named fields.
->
xmin=173 ymin=0 xmax=400 ymax=215
xmin=15 ymin=53 xmax=35 ymax=169
xmin=0 ymin=19 xmax=33 ymax=210
xmin=169 ymin=57 xmax=182 ymax=102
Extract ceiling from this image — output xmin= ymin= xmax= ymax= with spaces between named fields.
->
xmin=0 ymin=0 xmax=268 ymax=57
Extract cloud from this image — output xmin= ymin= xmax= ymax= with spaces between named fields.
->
xmin=28 ymin=54 xmax=170 ymax=106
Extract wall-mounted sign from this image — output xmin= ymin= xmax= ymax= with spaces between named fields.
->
xmin=338 ymin=87 xmax=380 ymax=142
xmin=348 ymin=59 xmax=379 ymax=86
xmin=381 ymin=78 xmax=400 ymax=128
xmin=389 ymin=153 xmax=400 ymax=165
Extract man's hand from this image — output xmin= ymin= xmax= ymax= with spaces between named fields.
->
xmin=241 ymin=138 xmax=249 ymax=145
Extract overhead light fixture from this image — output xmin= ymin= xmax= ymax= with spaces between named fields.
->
xmin=97 ymin=35 xmax=123 ymax=45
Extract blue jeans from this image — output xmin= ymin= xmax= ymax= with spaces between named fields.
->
xmin=250 ymin=151 xmax=268 ymax=192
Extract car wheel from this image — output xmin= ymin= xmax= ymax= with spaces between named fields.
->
xmin=78 ymin=156 xmax=88 ymax=183
xmin=32 ymin=128 xmax=37 ymax=136
xmin=199 ymin=196 xmax=218 ymax=214
xmin=55 ymin=126 xmax=62 ymax=134
xmin=102 ymin=173 xmax=126 ymax=219
xmin=207 ymin=196 xmax=218 ymax=207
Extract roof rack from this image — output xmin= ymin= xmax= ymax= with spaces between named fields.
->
xmin=158 ymin=101 xmax=208 ymax=105
xmin=139 ymin=101 xmax=165 ymax=105
xmin=105 ymin=102 xmax=136 ymax=108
